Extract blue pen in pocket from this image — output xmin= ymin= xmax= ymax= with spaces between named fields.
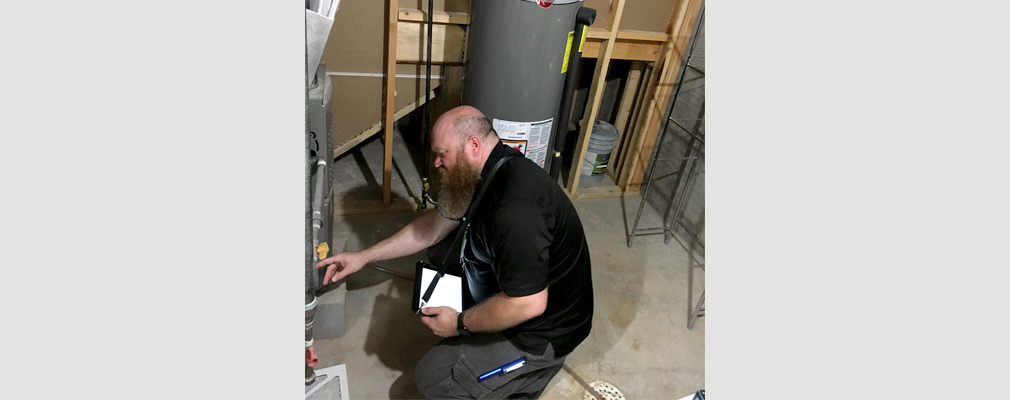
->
xmin=478 ymin=357 xmax=526 ymax=381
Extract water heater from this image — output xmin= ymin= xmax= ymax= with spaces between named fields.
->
xmin=462 ymin=0 xmax=585 ymax=172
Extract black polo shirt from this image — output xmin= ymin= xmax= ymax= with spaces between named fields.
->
xmin=461 ymin=142 xmax=593 ymax=357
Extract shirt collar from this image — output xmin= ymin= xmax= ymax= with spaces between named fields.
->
xmin=465 ymin=141 xmax=521 ymax=214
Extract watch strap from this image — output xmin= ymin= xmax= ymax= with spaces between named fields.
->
xmin=457 ymin=311 xmax=470 ymax=336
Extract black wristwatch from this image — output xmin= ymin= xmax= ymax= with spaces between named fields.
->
xmin=457 ymin=311 xmax=471 ymax=336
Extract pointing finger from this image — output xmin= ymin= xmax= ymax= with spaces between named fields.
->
xmin=323 ymin=266 xmax=336 ymax=285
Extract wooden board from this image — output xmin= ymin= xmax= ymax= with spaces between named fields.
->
xmin=399 ymin=0 xmax=468 ymax=13
xmin=396 ymin=21 xmax=466 ymax=64
xmin=586 ymin=28 xmax=669 ymax=42
xmin=608 ymin=60 xmax=645 ymax=178
xmin=383 ymin=0 xmax=398 ymax=206
xmin=433 ymin=65 xmax=464 ymax=118
xmin=398 ymin=8 xmax=469 ymax=24
xmin=582 ymin=39 xmax=661 ymax=61
xmin=565 ymin=0 xmax=626 ymax=198
xmin=616 ymin=62 xmax=653 ymax=183
xmin=583 ymin=0 xmax=674 ymax=32
xmin=626 ymin=0 xmax=703 ymax=192
xmin=618 ymin=1 xmax=683 ymax=190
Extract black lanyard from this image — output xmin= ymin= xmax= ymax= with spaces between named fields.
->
xmin=420 ymin=154 xmax=516 ymax=306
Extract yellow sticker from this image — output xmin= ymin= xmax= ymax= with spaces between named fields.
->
xmin=316 ymin=242 xmax=329 ymax=260
xmin=579 ymin=25 xmax=587 ymax=52
xmin=562 ymin=30 xmax=574 ymax=74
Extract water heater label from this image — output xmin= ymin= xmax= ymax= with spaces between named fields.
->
xmin=493 ymin=118 xmax=554 ymax=168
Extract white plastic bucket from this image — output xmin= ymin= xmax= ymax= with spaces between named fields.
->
xmin=580 ymin=120 xmax=619 ymax=183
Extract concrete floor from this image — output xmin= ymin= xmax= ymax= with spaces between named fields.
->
xmin=315 ymin=127 xmax=705 ymax=399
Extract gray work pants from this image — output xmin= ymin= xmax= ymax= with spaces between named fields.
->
xmin=414 ymin=332 xmax=566 ymax=399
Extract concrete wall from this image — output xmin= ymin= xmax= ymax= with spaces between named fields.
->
xmin=642 ymin=16 xmax=704 ymax=251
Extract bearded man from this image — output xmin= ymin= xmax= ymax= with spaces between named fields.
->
xmin=316 ymin=105 xmax=594 ymax=399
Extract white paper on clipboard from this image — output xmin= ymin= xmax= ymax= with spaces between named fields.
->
xmin=418 ymin=267 xmax=463 ymax=313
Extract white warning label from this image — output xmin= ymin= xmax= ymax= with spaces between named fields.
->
xmin=492 ymin=117 xmax=553 ymax=168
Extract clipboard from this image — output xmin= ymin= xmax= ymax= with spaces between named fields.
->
xmin=411 ymin=260 xmax=463 ymax=313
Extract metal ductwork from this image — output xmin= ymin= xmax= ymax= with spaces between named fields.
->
xmin=305 ymin=0 xmax=338 ymax=389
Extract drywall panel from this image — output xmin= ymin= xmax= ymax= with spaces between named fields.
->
xmin=331 ymin=64 xmax=443 ymax=149
xmin=323 ymin=0 xmax=458 ymax=152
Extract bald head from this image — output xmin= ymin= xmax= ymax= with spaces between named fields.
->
xmin=431 ymin=106 xmax=500 ymax=171
xmin=433 ymin=105 xmax=497 ymax=146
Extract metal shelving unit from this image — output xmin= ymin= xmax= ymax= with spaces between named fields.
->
xmin=627 ymin=6 xmax=705 ymax=249
xmin=625 ymin=5 xmax=704 ymax=330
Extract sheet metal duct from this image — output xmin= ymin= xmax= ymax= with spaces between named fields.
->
xmin=305 ymin=1 xmax=340 ymax=80
xmin=305 ymin=1 xmax=338 ymax=387
xmin=463 ymin=0 xmax=583 ymax=171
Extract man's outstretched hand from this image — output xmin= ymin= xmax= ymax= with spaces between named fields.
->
xmin=315 ymin=251 xmax=367 ymax=285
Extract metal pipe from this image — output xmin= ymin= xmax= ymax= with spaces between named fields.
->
xmin=627 ymin=132 xmax=670 ymax=247
xmin=687 ymin=290 xmax=705 ymax=330
xmin=549 ymin=6 xmax=596 ymax=181
xmin=668 ymin=115 xmax=706 ymax=145
xmin=661 ymin=106 xmax=705 ymax=231
xmin=664 ymin=140 xmax=701 ymax=244
xmin=304 ymin=10 xmax=315 ymax=384
xmin=628 ymin=59 xmax=686 ymax=247
xmin=662 ymin=142 xmax=698 ymax=244
xmin=306 ymin=158 xmax=326 ymax=387
xmin=661 ymin=8 xmax=705 ymax=245
xmin=420 ymin=0 xmax=434 ymax=209
xmin=305 ymin=297 xmax=317 ymax=345
xmin=304 ymin=4 xmax=314 ymax=305
xmin=424 ymin=192 xmax=439 ymax=207
xmin=310 ymin=159 xmax=328 ymax=291
xmin=366 ymin=264 xmax=415 ymax=281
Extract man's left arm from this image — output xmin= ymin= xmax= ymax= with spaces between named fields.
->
xmin=420 ymin=289 xmax=547 ymax=337
xmin=421 ymin=200 xmax=553 ymax=337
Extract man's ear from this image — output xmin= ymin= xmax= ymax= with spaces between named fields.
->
xmin=466 ymin=135 xmax=482 ymax=158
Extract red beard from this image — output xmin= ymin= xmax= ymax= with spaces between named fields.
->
xmin=436 ymin=156 xmax=482 ymax=220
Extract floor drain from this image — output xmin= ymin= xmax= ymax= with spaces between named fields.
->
xmin=583 ymin=381 xmax=626 ymax=400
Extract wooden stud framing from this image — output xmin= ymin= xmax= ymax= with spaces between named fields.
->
xmin=617 ymin=62 xmax=657 ymax=188
xmin=585 ymin=28 xmax=669 ymax=42
xmin=617 ymin=0 xmax=702 ymax=192
xmin=625 ymin=0 xmax=704 ymax=192
xmin=583 ymin=28 xmax=668 ymax=61
xmin=433 ymin=65 xmax=464 ymax=118
xmin=607 ymin=60 xmax=646 ymax=179
xmin=581 ymin=40 xmax=660 ymax=62
xmin=565 ymin=0 xmax=627 ymax=198
xmin=398 ymin=8 xmax=469 ymax=25
xmin=361 ymin=1 xmax=692 ymax=208
xmin=382 ymin=0 xmax=398 ymax=206
xmin=617 ymin=6 xmax=680 ymax=191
